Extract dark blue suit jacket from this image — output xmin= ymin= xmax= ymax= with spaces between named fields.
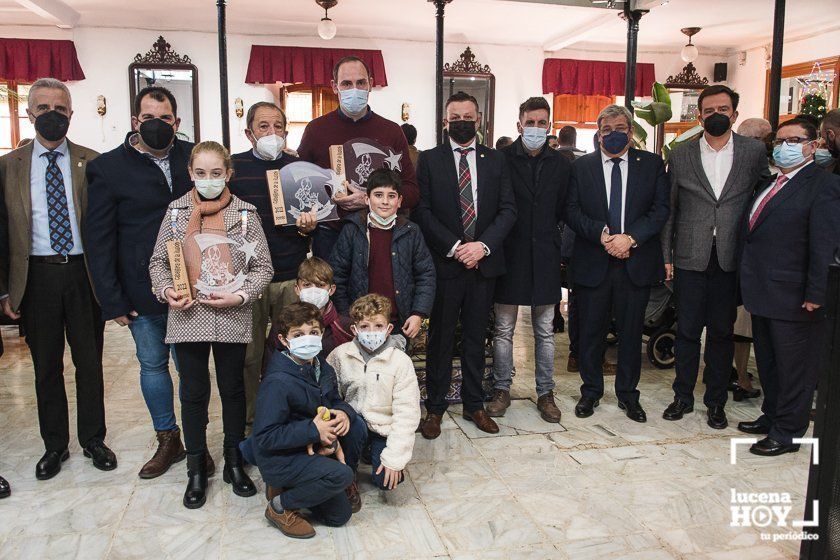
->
xmin=565 ymin=148 xmax=670 ymax=288
xmin=740 ymin=163 xmax=840 ymax=322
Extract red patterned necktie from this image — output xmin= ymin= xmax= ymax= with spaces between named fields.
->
xmin=749 ymin=174 xmax=788 ymax=230
xmin=456 ymin=147 xmax=476 ymax=241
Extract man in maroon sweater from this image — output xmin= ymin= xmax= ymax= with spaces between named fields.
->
xmin=297 ymin=56 xmax=418 ymax=259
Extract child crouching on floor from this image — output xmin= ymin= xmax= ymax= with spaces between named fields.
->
xmin=327 ymin=294 xmax=422 ymax=509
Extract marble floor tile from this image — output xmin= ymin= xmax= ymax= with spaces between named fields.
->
xmin=409 ymin=457 xmax=510 ymax=501
xmin=109 ymin=522 xmax=223 ymax=560
xmin=0 ymin=527 xmax=113 ymax=560
xmin=558 ymin=532 xmax=667 ymax=560
xmin=330 ymin=504 xmax=447 ymax=559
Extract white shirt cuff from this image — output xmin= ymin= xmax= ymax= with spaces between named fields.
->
xmin=447 ymin=240 xmax=462 ymax=258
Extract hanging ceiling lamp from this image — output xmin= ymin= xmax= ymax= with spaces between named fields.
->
xmin=680 ymin=27 xmax=701 ymax=63
xmin=316 ymin=0 xmax=338 ymax=40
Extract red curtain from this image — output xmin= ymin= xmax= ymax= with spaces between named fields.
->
xmin=542 ymin=58 xmax=655 ymax=97
xmin=0 ymin=39 xmax=85 ymax=82
xmin=245 ymin=46 xmax=388 ymax=87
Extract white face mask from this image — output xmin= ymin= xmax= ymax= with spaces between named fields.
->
xmin=194 ymin=178 xmax=226 ymax=199
xmin=521 ymin=126 xmax=548 ymax=151
xmin=254 ymin=134 xmax=286 ymax=160
xmin=299 ymin=287 xmax=330 ymax=309
xmin=357 ymin=330 xmax=388 ymax=352
xmin=370 ymin=210 xmax=397 ymax=227
xmin=339 ymin=88 xmax=369 ymax=116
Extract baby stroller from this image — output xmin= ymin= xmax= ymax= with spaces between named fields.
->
xmin=605 ymin=281 xmax=677 ymax=369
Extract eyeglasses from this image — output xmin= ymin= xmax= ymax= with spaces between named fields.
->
xmin=771 ymin=137 xmax=812 ymax=147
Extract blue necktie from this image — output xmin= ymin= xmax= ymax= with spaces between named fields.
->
xmin=43 ymin=151 xmax=74 ymax=256
xmin=608 ymin=157 xmax=623 ymax=234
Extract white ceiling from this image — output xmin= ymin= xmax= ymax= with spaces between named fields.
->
xmin=0 ymin=0 xmax=837 ymax=52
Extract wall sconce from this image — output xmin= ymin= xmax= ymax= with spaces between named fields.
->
xmin=234 ymin=98 xmax=244 ymax=119
xmin=401 ymin=103 xmax=410 ymax=122
xmin=96 ymin=95 xmax=106 ymax=116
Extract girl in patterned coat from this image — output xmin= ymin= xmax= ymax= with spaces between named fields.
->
xmin=149 ymin=141 xmax=273 ymax=509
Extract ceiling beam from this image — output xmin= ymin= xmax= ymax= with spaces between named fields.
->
xmin=13 ymin=0 xmax=80 ymax=29
xmin=542 ymin=12 xmax=618 ymax=51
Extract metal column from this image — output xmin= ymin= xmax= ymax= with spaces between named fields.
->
xmin=217 ymin=0 xmax=231 ymax=149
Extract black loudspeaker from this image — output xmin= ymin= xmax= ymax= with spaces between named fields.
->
xmin=714 ymin=62 xmax=728 ymax=82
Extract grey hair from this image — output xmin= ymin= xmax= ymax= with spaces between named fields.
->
xmin=737 ymin=118 xmax=772 ymax=140
xmin=596 ymin=104 xmax=633 ymax=129
xmin=27 ymin=78 xmax=72 ymax=110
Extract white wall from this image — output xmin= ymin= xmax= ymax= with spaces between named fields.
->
xmin=1 ymin=25 xmax=544 ymax=153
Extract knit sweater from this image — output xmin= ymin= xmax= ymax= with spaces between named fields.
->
xmin=229 ymin=150 xmax=309 ymax=282
xmin=368 ymin=225 xmax=398 ymax=322
xmin=297 ymin=108 xmax=419 ymax=217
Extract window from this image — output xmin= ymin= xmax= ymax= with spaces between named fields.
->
xmin=279 ymin=85 xmax=338 ymax=150
xmin=0 ymin=82 xmax=35 ymax=155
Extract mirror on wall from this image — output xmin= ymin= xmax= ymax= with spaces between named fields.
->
xmin=764 ymin=56 xmax=839 ymax=123
xmin=442 ymin=47 xmax=495 ymax=148
xmin=129 ymin=36 xmax=200 ymax=142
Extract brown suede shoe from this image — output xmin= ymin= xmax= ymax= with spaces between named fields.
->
xmin=462 ymin=409 xmax=499 ymax=434
xmin=486 ymin=389 xmax=511 ymax=417
xmin=567 ymin=356 xmax=579 ymax=373
xmin=536 ymin=391 xmax=562 ymax=423
xmin=346 ymin=480 xmax=362 ymax=513
xmin=264 ymin=503 xmax=316 ymax=539
xmin=139 ymin=428 xmax=186 ymax=479
xmin=420 ymin=413 xmax=443 ymax=440
xmin=603 ymin=361 xmax=617 ymax=376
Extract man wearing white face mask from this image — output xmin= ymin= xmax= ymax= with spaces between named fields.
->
xmin=489 ymin=97 xmax=571 ymax=423
xmin=737 ymin=117 xmax=840 ymax=456
xmin=298 ymin=56 xmax=419 ymax=260
xmin=230 ymin=102 xmax=316 ymax=425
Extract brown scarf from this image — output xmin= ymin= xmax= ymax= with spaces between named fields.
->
xmin=183 ymin=187 xmax=233 ymax=298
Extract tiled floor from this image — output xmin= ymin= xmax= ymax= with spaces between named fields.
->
xmin=0 ymin=308 xmax=811 ymax=559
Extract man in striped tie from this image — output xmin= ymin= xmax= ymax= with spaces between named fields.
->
xmin=737 ymin=117 xmax=840 ymax=456
xmin=413 ymin=92 xmax=516 ymax=438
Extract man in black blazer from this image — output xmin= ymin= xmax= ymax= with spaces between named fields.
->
xmin=413 ymin=91 xmax=516 ymax=438
xmin=85 ymin=86 xmax=194 ymax=478
xmin=566 ymin=104 xmax=669 ymax=423
xmin=737 ymin=118 xmax=840 ymax=456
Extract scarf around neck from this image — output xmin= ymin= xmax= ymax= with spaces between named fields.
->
xmin=183 ymin=187 xmax=233 ymax=298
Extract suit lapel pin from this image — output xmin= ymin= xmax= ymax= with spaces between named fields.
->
xmin=480 ymin=154 xmax=485 ymax=158
xmin=636 ymin=157 xmax=640 ymax=161
xmin=77 ymin=162 xmax=83 ymax=167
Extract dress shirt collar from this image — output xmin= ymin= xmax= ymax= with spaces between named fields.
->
xmin=33 ymin=137 xmax=68 ymax=159
xmin=600 ymin=149 xmax=628 ymax=165
xmin=700 ymin=131 xmax=734 ymax=154
xmin=450 ymin=138 xmax=477 ymax=153
xmin=776 ymin=161 xmax=812 ymax=182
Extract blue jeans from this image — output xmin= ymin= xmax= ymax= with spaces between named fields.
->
xmin=492 ymin=303 xmax=556 ymax=396
xmin=343 ymin=415 xmax=404 ymax=490
xmin=128 ymin=314 xmax=178 ymax=431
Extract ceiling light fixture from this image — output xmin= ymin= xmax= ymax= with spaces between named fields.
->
xmin=315 ymin=0 xmax=338 ymax=40
xmin=680 ymin=27 xmax=701 ymax=63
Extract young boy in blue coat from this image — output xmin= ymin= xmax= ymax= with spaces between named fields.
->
xmin=329 ymin=168 xmax=436 ymax=340
xmin=240 ymin=302 xmax=364 ymax=539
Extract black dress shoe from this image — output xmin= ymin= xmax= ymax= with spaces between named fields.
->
xmin=737 ymin=420 xmax=771 ymax=435
xmin=618 ymin=401 xmax=647 ymax=423
xmin=733 ymin=386 xmax=761 ymax=402
xmin=36 ymin=449 xmax=69 ymax=480
xmin=0 ymin=475 xmax=10 ymax=499
xmin=707 ymin=406 xmax=728 ymax=429
xmin=83 ymin=441 xmax=117 ymax=471
xmin=662 ymin=399 xmax=693 ymax=421
xmin=574 ymin=396 xmax=599 ymax=418
xmin=750 ymin=437 xmax=800 ymax=456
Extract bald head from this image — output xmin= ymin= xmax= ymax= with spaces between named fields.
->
xmin=822 ymin=109 xmax=840 ymax=157
xmin=737 ymin=118 xmax=772 ymax=140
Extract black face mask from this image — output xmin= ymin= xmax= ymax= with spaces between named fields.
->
xmin=139 ymin=118 xmax=175 ymax=150
xmin=448 ymin=120 xmax=477 ymax=144
xmin=35 ymin=110 xmax=70 ymax=142
xmin=702 ymin=112 xmax=731 ymax=137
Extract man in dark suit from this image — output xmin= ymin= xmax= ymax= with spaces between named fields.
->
xmin=661 ymin=85 xmax=770 ymax=429
xmin=820 ymin=109 xmax=840 ymax=176
xmin=737 ymin=118 xmax=840 ymax=456
xmin=566 ymin=104 xmax=669 ymax=423
xmin=413 ymin=91 xmax=516 ymax=438
xmin=85 ymin=86 xmax=194 ymax=479
xmin=0 ymin=78 xmax=115 ymax=480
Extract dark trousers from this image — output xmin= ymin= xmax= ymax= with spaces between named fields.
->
xmin=278 ymin=453 xmax=354 ymax=526
xmin=312 ymin=224 xmax=340 ymax=261
xmin=20 ymin=260 xmax=105 ymax=452
xmin=672 ymin=247 xmax=737 ymax=407
xmin=575 ymin=261 xmax=650 ymax=404
xmin=174 ymin=341 xmax=247 ymax=454
xmin=751 ymin=314 xmax=824 ymax=444
xmin=343 ymin=415 xmax=404 ymax=490
xmin=425 ymin=268 xmax=495 ymax=414
xmin=568 ymin=288 xmax=579 ymax=359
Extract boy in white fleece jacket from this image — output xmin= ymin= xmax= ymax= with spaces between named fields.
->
xmin=327 ymin=294 xmax=421 ymax=499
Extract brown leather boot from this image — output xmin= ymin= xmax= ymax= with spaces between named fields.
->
xmin=486 ymin=389 xmax=511 ymax=417
xmin=536 ymin=391 xmax=562 ymax=423
xmin=264 ymin=503 xmax=316 ymax=539
xmin=420 ymin=413 xmax=443 ymax=440
xmin=463 ymin=409 xmax=499 ymax=434
xmin=567 ymin=356 xmax=579 ymax=373
xmin=346 ymin=480 xmax=362 ymax=513
xmin=138 ymin=428 xmax=186 ymax=479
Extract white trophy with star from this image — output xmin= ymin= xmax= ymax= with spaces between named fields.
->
xmin=265 ymin=161 xmax=340 ymax=226
xmin=330 ymin=137 xmax=403 ymax=195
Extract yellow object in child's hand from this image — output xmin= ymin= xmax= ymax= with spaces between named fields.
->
xmin=317 ymin=406 xmax=331 ymax=421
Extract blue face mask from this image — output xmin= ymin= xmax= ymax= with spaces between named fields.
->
xmin=601 ymin=131 xmax=629 ymax=155
xmin=288 ymin=334 xmax=322 ymax=360
xmin=772 ymin=141 xmax=809 ymax=169
xmin=521 ymin=126 xmax=547 ymax=151
xmin=339 ymin=88 xmax=369 ymax=116
xmin=814 ymin=148 xmax=835 ymax=168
